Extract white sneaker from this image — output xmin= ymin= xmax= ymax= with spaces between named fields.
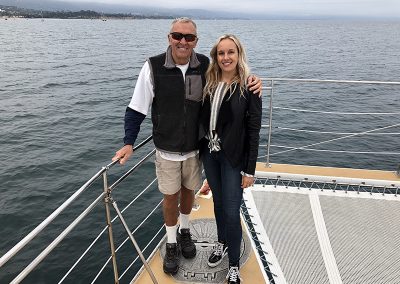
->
xmin=226 ymin=265 xmax=241 ymax=284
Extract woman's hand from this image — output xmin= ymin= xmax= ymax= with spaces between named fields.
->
xmin=241 ymin=176 xmax=254 ymax=189
xmin=199 ymin=179 xmax=211 ymax=195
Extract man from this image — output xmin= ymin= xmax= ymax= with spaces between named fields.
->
xmin=112 ymin=17 xmax=261 ymax=275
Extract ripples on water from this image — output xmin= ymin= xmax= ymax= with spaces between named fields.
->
xmin=0 ymin=18 xmax=399 ymax=283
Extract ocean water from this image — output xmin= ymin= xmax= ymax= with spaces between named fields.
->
xmin=0 ymin=18 xmax=399 ymax=283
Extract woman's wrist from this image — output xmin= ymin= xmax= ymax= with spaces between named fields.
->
xmin=240 ymin=171 xmax=254 ymax=177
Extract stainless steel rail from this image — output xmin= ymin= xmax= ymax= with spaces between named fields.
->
xmin=263 ymin=78 xmax=400 ymax=167
xmin=1 ymin=135 xmax=157 ymax=284
xmin=0 ymin=167 xmax=106 ymax=268
xmin=1 ymin=135 xmax=155 ymax=271
xmin=10 ymin=193 xmax=106 ymax=284
xmin=111 ymin=199 xmax=158 ymax=283
xmin=263 ymin=78 xmax=400 ymax=85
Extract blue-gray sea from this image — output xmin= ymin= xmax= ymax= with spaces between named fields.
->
xmin=1 ymin=18 xmax=399 ymax=283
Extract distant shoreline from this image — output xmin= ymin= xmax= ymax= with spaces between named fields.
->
xmin=1 ymin=4 xmax=399 ymax=21
xmin=0 ymin=16 xmax=172 ymax=21
xmin=0 ymin=5 xmax=174 ymax=20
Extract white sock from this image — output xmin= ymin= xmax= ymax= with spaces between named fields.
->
xmin=166 ymin=224 xmax=177 ymax=243
xmin=179 ymin=213 xmax=190 ymax=233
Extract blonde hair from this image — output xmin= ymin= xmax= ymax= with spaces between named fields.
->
xmin=170 ymin=17 xmax=197 ymax=33
xmin=203 ymin=34 xmax=250 ymax=99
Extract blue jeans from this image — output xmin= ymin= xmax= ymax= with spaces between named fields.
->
xmin=202 ymin=146 xmax=243 ymax=265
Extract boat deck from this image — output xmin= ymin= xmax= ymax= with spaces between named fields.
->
xmin=245 ymin=163 xmax=400 ymax=284
xmin=133 ymin=192 xmax=266 ymax=284
xmin=256 ymin=162 xmax=400 ymax=182
xmin=134 ymin=163 xmax=400 ymax=284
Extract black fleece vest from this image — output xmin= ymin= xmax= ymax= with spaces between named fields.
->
xmin=149 ymin=52 xmax=209 ymax=152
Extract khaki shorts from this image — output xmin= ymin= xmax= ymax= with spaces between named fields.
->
xmin=155 ymin=151 xmax=201 ymax=195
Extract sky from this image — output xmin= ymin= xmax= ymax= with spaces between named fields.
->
xmin=59 ymin=0 xmax=400 ymax=18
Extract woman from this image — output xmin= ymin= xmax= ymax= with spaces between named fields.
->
xmin=199 ymin=34 xmax=262 ymax=284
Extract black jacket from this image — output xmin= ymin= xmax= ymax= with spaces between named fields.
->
xmin=199 ymin=85 xmax=262 ymax=175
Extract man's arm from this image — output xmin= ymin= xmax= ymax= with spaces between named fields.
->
xmin=123 ymin=108 xmax=146 ymax=146
xmin=112 ymin=108 xmax=145 ymax=165
xmin=112 ymin=61 xmax=153 ymax=165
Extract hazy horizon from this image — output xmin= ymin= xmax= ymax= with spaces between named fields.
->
xmin=1 ymin=0 xmax=400 ymax=19
xmin=60 ymin=0 xmax=400 ymax=18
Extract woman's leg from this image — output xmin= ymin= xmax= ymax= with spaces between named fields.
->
xmin=219 ymin=151 xmax=243 ymax=265
xmin=202 ymin=149 xmax=225 ymax=243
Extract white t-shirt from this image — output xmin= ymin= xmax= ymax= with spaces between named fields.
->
xmin=128 ymin=61 xmax=197 ymax=161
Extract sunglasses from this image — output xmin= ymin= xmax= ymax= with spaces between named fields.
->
xmin=170 ymin=32 xmax=197 ymax=42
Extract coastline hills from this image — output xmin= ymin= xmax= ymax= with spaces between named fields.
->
xmin=0 ymin=5 xmax=174 ymax=19
xmin=1 ymin=0 xmax=398 ymax=20
xmin=0 ymin=0 xmax=251 ymax=20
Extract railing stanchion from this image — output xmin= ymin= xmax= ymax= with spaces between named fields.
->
xmin=111 ymin=199 xmax=158 ymax=284
xmin=103 ymin=170 xmax=120 ymax=284
xmin=266 ymin=79 xmax=274 ymax=167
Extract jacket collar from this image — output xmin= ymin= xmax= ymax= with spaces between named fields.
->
xmin=164 ymin=46 xmax=201 ymax=69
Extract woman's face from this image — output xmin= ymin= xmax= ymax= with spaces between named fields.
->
xmin=216 ymin=38 xmax=238 ymax=77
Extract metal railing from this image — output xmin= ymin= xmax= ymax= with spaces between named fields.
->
xmin=262 ymin=78 xmax=400 ymax=169
xmin=0 ymin=135 xmax=158 ymax=284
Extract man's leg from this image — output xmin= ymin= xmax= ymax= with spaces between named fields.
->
xmin=180 ymin=186 xmax=194 ymax=215
xmin=155 ymin=151 xmax=182 ymax=274
xmin=163 ymin=192 xmax=180 ymax=246
xmin=181 ymin=154 xmax=201 ymax=214
xmin=177 ymin=189 xmax=197 ymax=258
xmin=178 ymin=154 xmax=201 ymax=259
xmin=163 ymin=191 xmax=180 ymax=227
xmin=178 ymin=186 xmax=193 ymax=232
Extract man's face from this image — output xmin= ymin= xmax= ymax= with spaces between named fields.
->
xmin=168 ymin=22 xmax=198 ymax=65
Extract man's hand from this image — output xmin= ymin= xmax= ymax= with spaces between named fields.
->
xmin=112 ymin=145 xmax=133 ymax=165
xmin=247 ymin=75 xmax=262 ymax=96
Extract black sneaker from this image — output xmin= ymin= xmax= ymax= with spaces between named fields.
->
xmin=163 ymin=243 xmax=180 ymax=275
xmin=226 ymin=265 xmax=241 ymax=284
xmin=207 ymin=241 xmax=228 ymax=267
xmin=177 ymin=228 xmax=196 ymax=258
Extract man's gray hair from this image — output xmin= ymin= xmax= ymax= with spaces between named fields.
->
xmin=170 ymin=17 xmax=197 ymax=32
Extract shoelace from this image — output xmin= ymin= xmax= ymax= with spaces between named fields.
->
xmin=227 ymin=266 xmax=240 ymax=282
xmin=213 ymin=242 xmax=225 ymax=256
